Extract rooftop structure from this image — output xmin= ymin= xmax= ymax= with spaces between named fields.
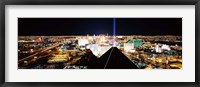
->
xmin=91 ymin=47 xmax=139 ymax=69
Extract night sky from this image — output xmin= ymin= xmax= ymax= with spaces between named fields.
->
xmin=18 ymin=18 xmax=182 ymax=36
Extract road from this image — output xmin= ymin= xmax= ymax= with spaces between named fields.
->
xmin=18 ymin=42 xmax=64 ymax=64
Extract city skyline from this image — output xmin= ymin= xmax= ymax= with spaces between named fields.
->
xmin=18 ymin=18 xmax=182 ymax=36
xmin=18 ymin=18 xmax=182 ymax=69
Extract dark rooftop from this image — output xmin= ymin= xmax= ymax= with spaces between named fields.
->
xmin=92 ymin=47 xmax=139 ymax=69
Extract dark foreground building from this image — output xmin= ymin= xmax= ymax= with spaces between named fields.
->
xmin=89 ymin=47 xmax=139 ymax=69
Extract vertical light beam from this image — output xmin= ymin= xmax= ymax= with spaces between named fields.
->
xmin=113 ymin=18 xmax=116 ymax=47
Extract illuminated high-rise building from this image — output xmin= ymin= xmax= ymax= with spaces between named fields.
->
xmin=78 ymin=39 xmax=89 ymax=46
xmin=124 ymin=43 xmax=134 ymax=52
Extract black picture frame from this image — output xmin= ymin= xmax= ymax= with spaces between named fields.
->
xmin=0 ymin=0 xmax=199 ymax=87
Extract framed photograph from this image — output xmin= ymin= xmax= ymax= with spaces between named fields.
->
xmin=0 ymin=0 xmax=199 ymax=87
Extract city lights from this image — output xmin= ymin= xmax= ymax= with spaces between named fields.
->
xmin=18 ymin=18 xmax=182 ymax=69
